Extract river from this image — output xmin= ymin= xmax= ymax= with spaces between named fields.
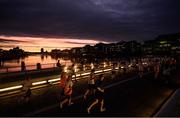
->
xmin=1 ymin=55 xmax=72 ymax=68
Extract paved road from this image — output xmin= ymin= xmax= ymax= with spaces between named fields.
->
xmin=0 ymin=69 xmax=179 ymax=117
xmin=33 ymin=73 xmax=179 ymax=117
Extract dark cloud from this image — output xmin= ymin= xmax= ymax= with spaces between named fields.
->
xmin=64 ymin=41 xmax=93 ymax=45
xmin=0 ymin=38 xmax=30 ymax=43
xmin=0 ymin=0 xmax=180 ymax=42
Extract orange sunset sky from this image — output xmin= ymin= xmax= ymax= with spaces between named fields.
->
xmin=0 ymin=35 xmax=110 ymax=52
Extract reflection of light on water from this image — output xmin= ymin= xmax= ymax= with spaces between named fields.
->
xmin=2 ymin=55 xmax=72 ymax=68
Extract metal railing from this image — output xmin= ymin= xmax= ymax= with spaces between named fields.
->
xmin=0 ymin=62 xmax=66 ymax=74
xmin=0 ymin=66 xmax=122 ymax=95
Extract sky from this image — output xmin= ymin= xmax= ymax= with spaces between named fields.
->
xmin=0 ymin=0 xmax=180 ymax=52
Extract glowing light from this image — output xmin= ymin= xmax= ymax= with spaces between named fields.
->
xmin=32 ymin=81 xmax=47 ymax=86
xmin=121 ymin=66 xmax=124 ymax=69
xmin=142 ymin=62 xmax=147 ymax=65
xmin=160 ymin=41 xmax=167 ymax=44
xmin=0 ymin=68 xmax=120 ymax=93
xmin=104 ymin=68 xmax=112 ymax=72
xmin=64 ymin=66 xmax=68 ymax=72
xmin=83 ymin=65 xmax=86 ymax=71
xmin=0 ymin=85 xmax=23 ymax=92
xmin=72 ymin=74 xmax=80 ymax=78
xmin=0 ymin=35 xmax=110 ymax=52
xmin=95 ymin=70 xmax=103 ymax=73
xmin=74 ymin=65 xmax=77 ymax=72
xmin=81 ymin=72 xmax=90 ymax=76
xmin=48 ymin=78 xmax=60 ymax=82
xmin=91 ymin=63 xmax=94 ymax=69
xmin=104 ymin=62 xmax=107 ymax=68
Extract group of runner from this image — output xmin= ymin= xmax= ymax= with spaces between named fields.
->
xmin=59 ymin=67 xmax=106 ymax=114
xmin=20 ymin=57 xmax=177 ymax=113
xmin=136 ymin=57 xmax=177 ymax=82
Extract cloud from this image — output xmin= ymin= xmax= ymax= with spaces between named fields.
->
xmin=0 ymin=38 xmax=30 ymax=43
xmin=0 ymin=0 xmax=180 ymax=43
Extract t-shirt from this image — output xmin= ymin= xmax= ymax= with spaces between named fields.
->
xmin=138 ymin=64 xmax=143 ymax=71
xmin=88 ymin=73 xmax=95 ymax=85
xmin=60 ymin=75 xmax=67 ymax=88
xmin=64 ymin=80 xmax=73 ymax=96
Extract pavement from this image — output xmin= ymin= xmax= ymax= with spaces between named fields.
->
xmin=0 ymin=68 xmax=179 ymax=117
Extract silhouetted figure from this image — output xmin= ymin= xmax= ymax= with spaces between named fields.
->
xmin=59 ymin=72 xmax=68 ymax=97
xmin=69 ymin=64 xmax=78 ymax=82
xmin=154 ymin=61 xmax=160 ymax=80
xmin=60 ymin=75 xmax=73 ymax=109
xmin=21 ymin=76 xmax=32 ymax=103
xmin=84 ymin=69 xmax=96 ymax=100
xmin=162 ymin=64 xmax=171 ymax=84
xmin=138 ymin=61 xmax=144 ymax=79
xmin=87 ymin=74 xmax=106 ymax=114
xmin=56 ymin=60 xmax=61 ymax=67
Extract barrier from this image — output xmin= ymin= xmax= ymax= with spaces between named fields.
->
xmin=0 ymin=68 xmax=114 ymax=93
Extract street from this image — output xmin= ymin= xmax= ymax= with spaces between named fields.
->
xmin=0 ymin=69 xmax=179 ymax=117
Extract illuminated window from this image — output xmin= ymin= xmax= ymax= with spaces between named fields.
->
xmin=160 ymin=41 xmax=167 ymax=44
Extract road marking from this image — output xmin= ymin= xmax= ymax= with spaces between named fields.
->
xmin=0 ymin=85 xmax=23 ymax=92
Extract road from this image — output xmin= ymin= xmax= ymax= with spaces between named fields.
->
xmin=0 ymin=68 xmax=179 ymax=117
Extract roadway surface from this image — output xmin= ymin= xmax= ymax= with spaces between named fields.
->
xmin=0 ymin=69 xmax=179 ymax=117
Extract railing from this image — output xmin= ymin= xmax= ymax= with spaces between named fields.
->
xmin=0 ymin=66 xmax=123 ymax=95
xmin=0 ymin=62 xmax=66 ymax=74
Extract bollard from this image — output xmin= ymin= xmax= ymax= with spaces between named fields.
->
xmin=21 ymin=61 xmax=26 ymax=71
xmin=37 ymin=63 xmax=41 ymax=70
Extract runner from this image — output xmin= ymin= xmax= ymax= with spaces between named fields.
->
xmin=111 ymin=62 xmax=116 ymax=79
xmin=87 ymin=74 xmax=106 ymax=114
xmin=138 ymin=61 xmax=144 ymax=79
xmin=59 ymin=72 xmax=68 ymax=98
xmin=162 ymin=64 xmax=171 ymax=83
xmin=154 ymin=61 xmax=160 ymax=80
xmin=21 ymin=76 xmax=32 ymax=103
xmin=83 ymin=69 xmax=96 ymax=100
xmin=60 ymin=75 xmax=74 ymax=109
xmin=69 ymin=64 xmax=78 ymax=82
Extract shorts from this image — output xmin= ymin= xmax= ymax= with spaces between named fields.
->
xmin=88 ymin=84 xmax=96 ymax=90
xmin=60 ymin=88 xmax=65 ymax=96
xmin=60 ymin=94 xmax=71 ymax=101
xmin=24 ymin=89 xmax=31 ymax=97
xmin=95 ymin=90 xmax=104 ymax=101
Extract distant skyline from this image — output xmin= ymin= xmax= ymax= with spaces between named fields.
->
xmin=0 ymin=35 xmax=110 ymax=52
xmin=0 ymin=0 xmax=180 ymax=52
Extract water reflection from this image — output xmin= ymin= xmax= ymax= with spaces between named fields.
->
xmin=2 ymin=55 xmax=72 ymax=67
